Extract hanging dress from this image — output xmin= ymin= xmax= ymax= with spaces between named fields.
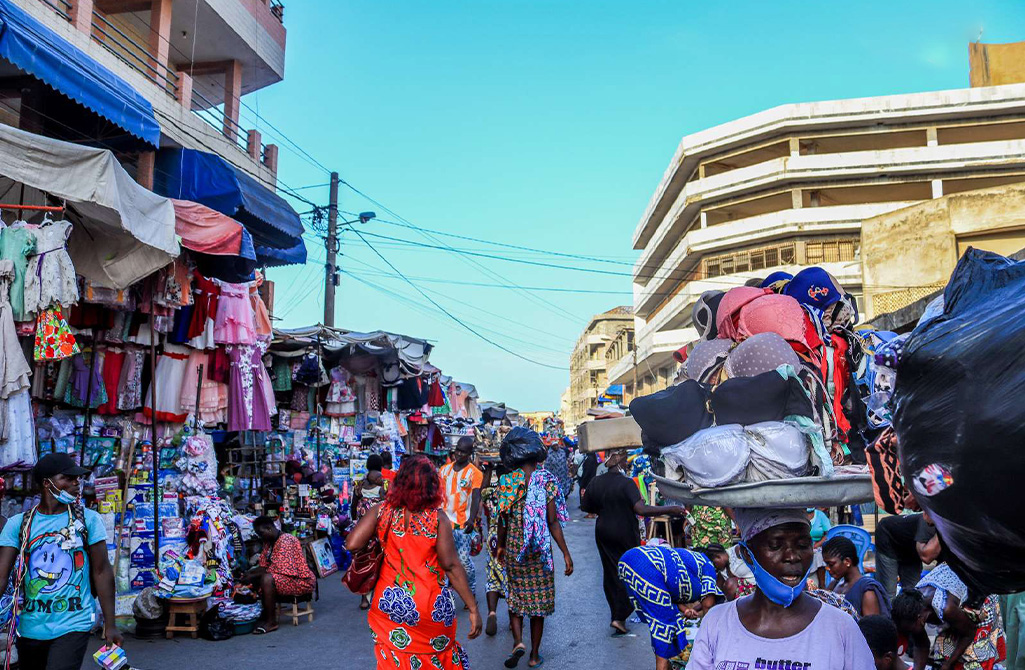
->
xmin=23 ymin=219 xmax=79 ymax=317
xmin=96 ymin=347 xmax=125 ymax=415
xmin=142 ymin=344 xmax=190 ymax=423
xmin=188 ymin=271 xmax=219 ymax=349
xmin=325 ymin=366 xmax=357 ymax=417
xmin=0 ymin=259 xmax=33 ymax=466
xmin=213 ymin=280 xmax=256 ymax=345
xmin=33 ymin=308 xmax=79 ymax=361
xmin=250 ymin=272 xmax=273 ymax=339
xmin=179 ymin=349 xmax=228 ymax=426
xmin=227 ymin=342 xmax=272 ymax=431
xmin=0 ymin=223 xmax=36 ymax=322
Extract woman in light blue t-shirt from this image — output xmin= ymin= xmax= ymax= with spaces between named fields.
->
xmin=0 ymin=454 xmax=121 ymax=670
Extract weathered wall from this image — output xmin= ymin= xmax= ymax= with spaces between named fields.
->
xmin=969 ymin=41 xmax=1025 ymax=87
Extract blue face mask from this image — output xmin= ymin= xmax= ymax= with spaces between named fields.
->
xmin=740 ymin=541 xmax=811 ymax=607
xmin=47 ymin=479 xmax=78 ymax=505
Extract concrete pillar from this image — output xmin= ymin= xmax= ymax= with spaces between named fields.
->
xmin=698 ymin=164 xmax=707 ymax=180
xmin=699 ymin=211 xmax=708 ymax=229
xmin=931 ymin=179 xmax=943 ymax=199
xmin=247 ymin=129 xmax=262 ymax=161
xmin=69 ymin=0 xmax=93 ymax=35
xmin=147 ymin=0 xmax=173 ymax=85
xmin=223 ymin=60 xmax=243 ymax=141
xmin=176 ymin=71 xmax=193 ymax=110
xmin=791 ymin=189 xmax=803 ymax=210
xmin=136 ymin=151 xmax=155 ymax=190
xmin=927 ymin=127 xmax=938 ymax=147
xmin=263 ymin=143 xmax=279 ymax=177
xmin=789 ymin=137 xmax=800 ymax=157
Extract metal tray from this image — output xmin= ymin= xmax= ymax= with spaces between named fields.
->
xmin=654 ymin=473 xmax=874 ymax=508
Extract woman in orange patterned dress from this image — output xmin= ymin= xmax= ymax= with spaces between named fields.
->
xmin=348 ymin=455 xmax=483 ymax=669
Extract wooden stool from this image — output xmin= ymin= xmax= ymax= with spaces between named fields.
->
xmin=165 ymin=597 xmax=207 ymax=639
xmin=649 ymin=516 xmax=676 ymax=546
xmin=278 ymin=594 xmax=315 ymax=626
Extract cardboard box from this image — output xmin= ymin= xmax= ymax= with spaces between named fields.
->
xmin=577 ymin=417 xmax=643 ymax=453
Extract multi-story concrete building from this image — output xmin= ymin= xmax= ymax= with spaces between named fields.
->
xmin=565 ymin=306 xmax=633 ymax=431
xmin=609 ymin=82 xmax=1025 ymax=402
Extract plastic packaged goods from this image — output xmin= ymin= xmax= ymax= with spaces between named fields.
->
xmin=661 ymin=424 xmax=751 ymax=488
xmin=893 ymin=248 xmax=1025 ymax=595
xmin=499 ymin=426 xmax=547 ymax=468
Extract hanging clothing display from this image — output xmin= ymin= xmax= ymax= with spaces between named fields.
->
xmin=63 ymin=351 xmax=107 ymax=409
xmin=227 ymin=342 xmax=272 ymax=431
xmin=180 ymin=349 xmax=228 ymax=426
xmin=213 ymin=280 xmax=255 ymax=345
xmin=250 ymin=272 xmax=272 ymax=339
xmin=96 ymin=347 xmax=125 ymax=415
xmin=325 ymin=366 xmax=356 ymax=416
xmin=23 ymin=219 xmax=79 ymax=316
xmin=0 ymin=223 xmax=36 ymax=322
xmin=0 ymin=260 xmax=30 ymax=447
xmin=33 ymin=307 xmax=79 ymax=361
xmin=142 ymin=344 xmax=191 ymax=423
xmin=188 ymin=271 xmax=219 ymax=348
xmin=117 ymin=346 xmax=145 ymax=411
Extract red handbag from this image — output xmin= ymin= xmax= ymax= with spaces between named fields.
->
xmin=342 ymin=508 xmax=392 ymax=595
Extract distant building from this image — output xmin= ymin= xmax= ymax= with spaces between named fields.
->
xmin=566 ymin=306 xmax=633 ymax=431
xmin=610 ymin=78 xmax=1025 ymax=401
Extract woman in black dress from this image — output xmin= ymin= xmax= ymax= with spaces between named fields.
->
xmin=581 ymin=449 xmax=687 ymax=635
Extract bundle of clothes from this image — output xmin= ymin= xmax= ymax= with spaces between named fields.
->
xmin=631 ymin=266 xmax=874 ymax=488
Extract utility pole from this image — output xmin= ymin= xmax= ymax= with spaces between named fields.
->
xmin=324 ymin=171 xmax=340 ymax=327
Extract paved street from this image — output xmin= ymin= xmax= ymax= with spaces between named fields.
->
xmin=90 ymin=498 xmax=652 ymax=669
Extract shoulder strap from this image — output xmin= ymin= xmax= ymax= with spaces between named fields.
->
xmin=71 ymin=503 xmax=88 ymax=541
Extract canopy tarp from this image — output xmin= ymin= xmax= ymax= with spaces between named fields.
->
xmin=271 ymin=325 xmax=433 ymax=374
xmin=0 ymin=123 xmax=176 ymax=288
xmin=0 ymin=0 xmax=160 ymax=147
xmin=154 ymin=148 xmax=304 ymax=251
xmin=256 ymin=238 xmax=306 ymax=267
xmin=172 ymin=199 xmax=255 ymax=259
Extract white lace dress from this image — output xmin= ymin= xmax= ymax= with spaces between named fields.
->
xmin=24 ymin=220 xmax=79 ymax=316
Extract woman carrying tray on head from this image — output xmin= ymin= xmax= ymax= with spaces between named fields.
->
xmin=685 ymin=508 xmax=874 ymax=670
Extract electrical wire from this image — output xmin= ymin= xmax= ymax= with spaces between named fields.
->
xmin=350 ymin=228 xmax=568 ymax=369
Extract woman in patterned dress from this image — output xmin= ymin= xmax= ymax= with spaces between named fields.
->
xmin=479 ymin=462 xmax=509 ymax=637
xmin=347 ymin=455 xmax=482 ymax=669
xmin=497 ymin=454 xmax=573 ymax=668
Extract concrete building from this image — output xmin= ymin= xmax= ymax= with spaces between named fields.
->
xmin=609 ymin=81 xmax=1025 ymax=400
xmin=8 ymin=0 xmax=287 ymax=185
xmin=565 ymin=306 xmax=633 ymax=431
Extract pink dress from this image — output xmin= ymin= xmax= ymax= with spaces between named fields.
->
xmin=213 ymin=280 xmax=256 ymax=345
xmin=179 ymin=349 xmax=228 ymax=426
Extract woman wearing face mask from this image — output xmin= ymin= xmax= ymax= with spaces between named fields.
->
xmin=0 ymin=454 xmax=121 ymax=670
xmin=686 ymin=508 xmax=874 ymax=670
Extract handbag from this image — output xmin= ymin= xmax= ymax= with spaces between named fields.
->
xmin=341 ymin=506 xmax=393 ymax=595
xmin=468 ymin=520 xmax=483 ymax=557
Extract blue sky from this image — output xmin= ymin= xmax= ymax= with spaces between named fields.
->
xmin=245 ymin=0 xmax=1024 ymax=410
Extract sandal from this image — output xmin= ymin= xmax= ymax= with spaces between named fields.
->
xmin=253 ymin=625 xmax=278 ymax=635
xmin=486 ymin=612 xmax=498 ymax=637
xmin=359 ymin=598 xmax=371 ymax=611
xmin=528 ymin=656 xmax=544 ymax=668
xmin=504 ymin=645 xmax=526 ymax=668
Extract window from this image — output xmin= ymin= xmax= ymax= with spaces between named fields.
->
xmin=703 ymin=242 xmax=797 ymax=279
xmin=806 ymin=238 xmax=858 ymax=265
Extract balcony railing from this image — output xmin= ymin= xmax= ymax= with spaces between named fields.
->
xmin=269 ymin=0 xmax=285 ymax=22
xmin=39 ymin=0 xmax=71 ymax=22
xmin=189 ymin=87 xmax=269 ymax=161
xmin=90 ymin=10 xmax=179 ymax=99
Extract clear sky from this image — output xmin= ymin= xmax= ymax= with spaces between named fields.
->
xmin=246 ymin=0 xmax=1025 ymax=411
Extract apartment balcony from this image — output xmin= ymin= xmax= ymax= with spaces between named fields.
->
xmin=633 ymin=203 xmax=905 ymax=316
xmin=586 ymin=333 xmax=606 ymax=347
xmin=586 ymin=359 xmax=606 ymax=372
xmin=25 ymin=0 xmax=283 ymax=181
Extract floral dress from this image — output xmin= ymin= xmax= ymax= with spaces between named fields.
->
xmin=687 ymin=506 xmax=734 ymax=549
xmin=480 ymin=486 xmax=506 ymax=596
xmin=369 ymin=505 xmax=470 ymax=670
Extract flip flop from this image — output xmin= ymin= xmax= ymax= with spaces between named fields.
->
xmin=486 ymin=612 xmax=498 ymax=637
xmin=528 ymin=656 xmax=544 ymax=668
xmin=504 ymin=646 xmax=526 ymax=668
xmin=611 ymin=627 xmax=628 ymax=637
xmin=253 ymin=625 xmax=277 ymax=635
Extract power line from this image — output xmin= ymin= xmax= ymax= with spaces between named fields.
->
xmin=350 ymin=228 xmax=568 ymax=370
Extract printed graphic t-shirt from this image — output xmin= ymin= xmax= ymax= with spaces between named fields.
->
xmin=0 ymin=508 xmax=107 ymax=640
xmin=439 ymin=462 xmax=483 ymax=527
xmin=686 ymin=597 xmax=875 ymax=670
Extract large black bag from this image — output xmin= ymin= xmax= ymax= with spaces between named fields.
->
xmin=500 ymin=426 xmax=546 ymax=469
xmin=893 ymin=248 xmax=1025 ymax=595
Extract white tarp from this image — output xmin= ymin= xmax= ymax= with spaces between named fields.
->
xmin=272 ymin=325 xmax=433 ymax=374
xmin=0 ymin=123 xmax=177 ymax=288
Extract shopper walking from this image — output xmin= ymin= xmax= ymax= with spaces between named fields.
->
xmin=347 ymin=454 xmax=482 ymax=670
xmin=497 ymin=428 xmax=573 ymax=668
xmin=0 ymin=454 xmax=122 ymax=670
xmin=581 ymin=448 xmax=686 ymax=636
xmin=480 ymin=461 xmax=511 ymax=636
xmin=543 ymin=438 xmax=572 ymax=499
xmin=439 ymin=436 xmax=484 ymax=599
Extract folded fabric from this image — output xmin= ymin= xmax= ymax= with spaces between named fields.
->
xmin=709 ymin=369 xmax=814 ymax=425
xmin=629 ymin=380 xmax=713 ymax=448
xmin=724 ymin=332 xmax=800 ymax=379
xmin=784 ymin=266 xmax=844 ymax=311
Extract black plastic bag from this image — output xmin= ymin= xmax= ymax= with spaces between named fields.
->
xmin=893 ymin=248 xmax=1025 ymax=595
xmin=500 ymin=427 xmax=546 ymax=469
xmin=199 ymin=605 xmax=234 ymax=641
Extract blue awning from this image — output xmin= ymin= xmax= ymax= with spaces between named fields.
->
xmin=256 ymin=238 xmax=307 ymax=267
xmin=154 ymin=148 xmax=305 ymax=251
xmin=0 ymin=0 xmax=160 ymax=147
xmin=605 ymin=384 xmax=624 ymax=396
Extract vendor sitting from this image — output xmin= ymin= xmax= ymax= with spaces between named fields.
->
xmin=686 ymin=508 xmax=874 ymax=669
xmin=243 ymin=516 xmax=316 ymax=634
